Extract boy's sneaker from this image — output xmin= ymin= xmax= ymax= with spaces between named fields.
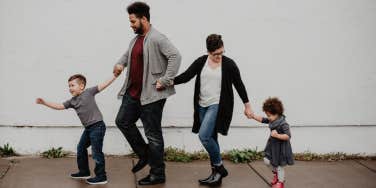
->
xmin=70 ymin=172 xmax=91 ymax=179
xmin=86 ymin=176 xmax=108 ymax=185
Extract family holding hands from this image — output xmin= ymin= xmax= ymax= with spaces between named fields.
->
xmin=36 ymin=2 xmax=293 ymax=188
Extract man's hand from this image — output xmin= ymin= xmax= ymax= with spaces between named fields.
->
xmin=156 ymin=80 xmax=165 ymax=91
xmin=113 ymin=64 xmax=124 ymax=77
xmin=36 ymin=98 xmax=45 ymax=105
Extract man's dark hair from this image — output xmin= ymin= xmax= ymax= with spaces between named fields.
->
xmin=263 ymin=97 xmax=284 ymax=116
xmin=127 ymin=2 xmax=150 ymax=21
xmin=68 ymin=74 xmax=86 ymax=87
xmin=206 ymin=34 xmax=224 ymax=52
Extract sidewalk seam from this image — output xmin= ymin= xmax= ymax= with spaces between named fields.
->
xmin=0 ymin=162 xmax=12 ymax=179
xmin=353 ymin=160 xmax=376 ymax=173
xmin=132 ymin=159 xmax=138 ymax=188
xmin=247 ymin=163 xmax=271 ymax=186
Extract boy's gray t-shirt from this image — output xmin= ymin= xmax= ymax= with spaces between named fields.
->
xmin=63 ymin=86 xmax=103 ymax=127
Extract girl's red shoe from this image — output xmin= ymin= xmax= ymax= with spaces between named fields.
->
xmin=271 ymin=171 xmax=278 ymax=185
xmin=272 ymin=182 xmax=284 ymax=188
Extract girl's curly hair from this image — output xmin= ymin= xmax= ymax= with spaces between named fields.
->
xmin=263 ymin=97 xmax=284 ymax=116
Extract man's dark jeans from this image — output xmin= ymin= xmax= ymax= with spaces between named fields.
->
xmin=77 ymin=121 xmax=106 ymax=178
xmin=116 ymin=93 xmax=166 ymax=178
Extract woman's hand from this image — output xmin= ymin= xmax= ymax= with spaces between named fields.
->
xmin=244 ymin=102 xmax=254 ymax=119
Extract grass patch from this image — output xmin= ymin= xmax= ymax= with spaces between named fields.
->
xmin=223 ymin=148 xmax=263 ymax=163
xmin=41 ymin=147 xmax=69 ymax=159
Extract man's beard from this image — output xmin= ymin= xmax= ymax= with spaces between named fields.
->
xmin=134 ymin=24 xmax=144 ymax=35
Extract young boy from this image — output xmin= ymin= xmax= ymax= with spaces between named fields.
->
xmin=36 ymin=74 xmax=118 ymax=185
xmin=250 ymin=97 xmax=294 ymax=188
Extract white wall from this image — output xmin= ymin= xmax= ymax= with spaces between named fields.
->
xmin=1 ymin=0 xmax=376 ymax=154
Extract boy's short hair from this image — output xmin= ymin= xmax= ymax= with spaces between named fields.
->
xmin=206 ymin=34 xmax=224 ymax=52
xmin=127 ymin=2 xmax=150 ymax=21
xmin=68 ymin=74 xmax=86 ymax=87
xmin=263 ymin=97 xmax=284 ymax=116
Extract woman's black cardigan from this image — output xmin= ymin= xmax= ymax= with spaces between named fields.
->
xmin=174 ymin=55 xmax=249 ymax=135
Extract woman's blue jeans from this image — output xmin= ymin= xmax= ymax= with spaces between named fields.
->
xmin=198 ymin=104 xmax=222 ymax=165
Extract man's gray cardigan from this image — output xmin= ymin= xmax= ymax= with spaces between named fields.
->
xmin=116 ymin=26 xmax=181 ymax=105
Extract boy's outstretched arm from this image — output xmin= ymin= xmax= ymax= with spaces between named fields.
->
xmin=36 ymin=98 xmax=65 ymax=110
xmin=98 ymin=75 xmax=118 ymax=92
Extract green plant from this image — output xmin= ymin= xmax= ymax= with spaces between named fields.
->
xmin=164 ymin=147 xmax=264 ymax=163
xmin=164 ymin=147 xmax=193 ymax=162
xmin=0 ymin=143 xmax=17 ymax=157
xmin=294 ymin=151 xmax=318 ymax=161
xmin=191 ymin=150 xmax=210 ymax=161
xmin=151 ymin=147 xmax=376 ymax=163
xmin=293 ymin=151 xmax=373 ymax=161
xmin=41 ymin=147 xmax=68 ymax=159
xmin=224 ymin=148 xmax=263 ymax=163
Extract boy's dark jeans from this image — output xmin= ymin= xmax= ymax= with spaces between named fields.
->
xmin=116 ymin=93 xmax=166 ymax=178
xmin=77 ymin=121 xmax=106 ymax=178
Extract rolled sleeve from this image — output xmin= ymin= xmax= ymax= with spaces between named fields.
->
xmin=63 ymin=99 xmax=72 ymax=109
xmin=86 ymin=86 xmax=100 ymax=95
xmin=262 ymin=117 xmax=270 ymax=124
xmin=282 ymin=124 xmax=292 ymax=138
xmin=116 ymin=49 xmax=129 ymax=67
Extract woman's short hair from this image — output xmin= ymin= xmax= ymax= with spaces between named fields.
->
xmin=206 ymin=34 xmax=224 ymax=52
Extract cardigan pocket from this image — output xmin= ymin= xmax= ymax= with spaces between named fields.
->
xmin=151 ymin=63 xmax=163 ymax=74
xmin=150 ymin=55 xmax=164 ymax=74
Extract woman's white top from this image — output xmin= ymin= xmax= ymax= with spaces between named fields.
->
xmin=199 ymin=58 xmax=222 ymax=107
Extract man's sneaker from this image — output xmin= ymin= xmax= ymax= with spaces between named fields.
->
xmin=70 ymin=172 xmax=91 ymax=179
xmin=86 ymin=176 xmax=108 ymax=185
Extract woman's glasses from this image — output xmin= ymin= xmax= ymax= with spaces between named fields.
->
xmin=211 ymin=50 xmax=225 ymax=57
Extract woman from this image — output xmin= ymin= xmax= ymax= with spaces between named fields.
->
xmin=173 ymin=34 xmax=253 ymax=186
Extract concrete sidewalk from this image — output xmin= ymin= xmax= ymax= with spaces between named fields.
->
xmin=0 ymin=157 xmax=375 ymax=188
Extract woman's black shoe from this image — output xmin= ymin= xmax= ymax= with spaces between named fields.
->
xmin=201 ymin=164 xmax=228 ymax=186
xmin=216 ymin=164 xmax=228 ymax=177
xmin=198 ymin=166 xmax=215 ymax=184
